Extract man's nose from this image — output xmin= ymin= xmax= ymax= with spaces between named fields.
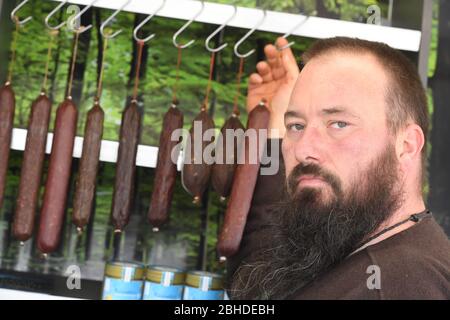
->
xmin=293 ymin=125 xmax=324 ymax=165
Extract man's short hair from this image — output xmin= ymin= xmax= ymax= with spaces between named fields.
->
xmin=301 ymin=37 xmax=429 ymax=188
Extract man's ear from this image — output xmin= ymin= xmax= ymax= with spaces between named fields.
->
xmin=396 ymin=124 xmax=425 ymax=166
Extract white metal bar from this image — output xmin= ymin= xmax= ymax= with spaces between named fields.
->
xmin=46 ymin=0 xmax=421 ymax=52
xmin=10 ymin=128 xmax=162 ymax=169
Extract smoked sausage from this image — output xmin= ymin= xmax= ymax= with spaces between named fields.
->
xmin=13 ymin=93 xmax=52 ymax=242
xmin=211 ymin=115 xmax=245 ymax=200
xmin=0 ymin=83 xmax=15 ymax=210
xmin=217 ymin=102 xmax=270 ymax=260
xmin=37 ymin=98 xmax=78 ymax=254
xmin=111 ymin=101 xmax=141 ymax=232
xmin=181 ymin=109 xmax=215 ymax=204
xmin=72 ymin=102 xmax=104 ymax=233
xmin=148 ymin=103 xmax=183 ymax=230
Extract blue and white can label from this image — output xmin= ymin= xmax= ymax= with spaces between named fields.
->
xmin=102 ymin=277 xmax=143 ymax=300
xmin=182 ymin=286 xmax=224 ymax=300
xmin=143 ymin=281 xmax=184 ymax=300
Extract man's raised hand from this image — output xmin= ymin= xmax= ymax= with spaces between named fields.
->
xmin=246 ymin=37 xmax=300 ymax=138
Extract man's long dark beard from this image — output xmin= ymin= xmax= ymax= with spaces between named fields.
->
xmin=229 ymin=143 xmax=404 ymax=300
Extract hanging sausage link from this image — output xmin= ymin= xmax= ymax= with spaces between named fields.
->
xmin=0 ymin=84 xmax=15 ymax=211
xmin=148 ymin=46 xmax=184 ymax=231
xmin=13 ymin=29 xmax=57 ymax=243
xmin=217 ymin=100 xmax=270 ymax=260
xmin=148 ymin=103 xmax=183 ymax=230
xmin=37 ymin=28 xmax=83 ymax=255
xmin=72 ymin=29 xmax=112 ymax=233
xmin=111 ymin=100 xmax=141 ymax=232
xmin=182 ymin=51 xmax=217 ymax=203
xmin=211 ymin=115 xmax=245 ymax=200
xmin=111 ymin=40 xmax=145 ymax=233
xmin=211 ymin=57 xmax=246 ymax=200
xmin=0 ymin=17 xmax=21 ymax=214
xmin=72 ymin=101 xmax=104 ymax=233
xmin=182 ymin=108 xmax=215 ymax=204
xmin=13 ymin=94 xmax=52 ymax=242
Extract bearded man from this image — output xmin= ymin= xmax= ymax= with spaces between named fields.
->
xmin=227 ymin=37 xmax=450 ymax=300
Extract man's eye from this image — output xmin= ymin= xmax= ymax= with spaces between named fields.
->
xmin=287 ymin=123 xmax=304 ymax=131
xmin=330 ymin=121 xmax=348 ymax=129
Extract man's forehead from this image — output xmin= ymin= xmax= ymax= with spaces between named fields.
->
xmin=289 ymin=52 xmax=389 ymax=119
xmin=303 ymin=49 xmax=387 ymax=72
xmin=300 ymin=51 xmax=389 ymax=88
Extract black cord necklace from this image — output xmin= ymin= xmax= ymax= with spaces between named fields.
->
xmin=354 ymin=209 xmax=432 ymax=253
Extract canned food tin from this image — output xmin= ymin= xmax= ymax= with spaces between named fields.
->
xmin=143 ymin=266 xmax=186 ymax=300
xmin=182 ymin=271 xmax=224 ymax=300
xmin=102 ymin=261 xmax=145 ymax=300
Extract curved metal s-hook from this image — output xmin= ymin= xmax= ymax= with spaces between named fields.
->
xmin=234 ymin=10 xmax=266 ymax=59
xmin=100 ymin=0 xmax=132 ymax=39
xmin=205 ymin=5 xmax=237 ymax=53
xmin=11 ymin=0 xmax=32 ymax=25
xmin=133 ymin=0 xmax=166 ymax=42
xmin=45 ymin=0 xmax=69 ymax=30
xmin=277 ymin=15 xmax=309 ymax=51
xmin=68 ymin=0 xmax=101 ymax=34
xmin=172 ymin=0 xmax=204 ymax=49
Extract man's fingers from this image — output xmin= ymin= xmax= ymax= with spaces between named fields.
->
xmin=282 ymin=48 xmax=300 ymax=79
xmin=256 ymin=61 xmax=273 ymax=82
xmin=264 ymin=44 xmax=287 ymax=80
xmin=275 ymin=37 xmax=300 ymax=78
xmin=264 ymin=44 xmax=281 ymax=67
xmin=274 ymin=37 xmax=290 ymax=51
xmin=248 ymin=73 xmax=263 ymax=88
xmin=260 ymin=39 xmax=299 ymax=81
xmin=264 ymin=44 xmax=279 ymax=61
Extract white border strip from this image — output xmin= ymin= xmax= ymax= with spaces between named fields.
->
xmin=10 ymin=128 xmax=161 ymax=169
xmin=0 ymin=288 xmax=82 ymax=300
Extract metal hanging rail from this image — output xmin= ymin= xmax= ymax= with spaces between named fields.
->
xmin=10 ymin=128 xmax=169 ymax=169
xmin=45 ymin=0 xmax=421 ymax=52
